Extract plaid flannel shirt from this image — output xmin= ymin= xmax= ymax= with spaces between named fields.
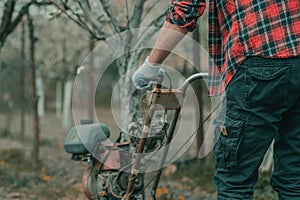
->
xmin=165 ymin=0 xmax=300 ymax=96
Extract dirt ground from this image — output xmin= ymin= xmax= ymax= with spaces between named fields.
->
xmin=0 ymin=110 xmax=216 ymax=200
xmin=0 ymin=112 xmax=86 ymax=200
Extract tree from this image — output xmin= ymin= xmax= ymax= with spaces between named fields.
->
xmin=1 ymin=2 xmax=90 ymax=129
xmin=33 ymin=16 xmax=89 ymax=127
xmin=0 ymin=0 xmax=50 ymax=50
xmin=28 ymin=13 xmax=41 ymax=168
xmin=50 ymin=0 xmax=167 ymax=129
xmin=20 ymin=17 xmax=26 ymax=138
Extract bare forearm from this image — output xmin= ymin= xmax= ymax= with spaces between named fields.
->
xmin=148 ymin=21 xmax=188 ymax=65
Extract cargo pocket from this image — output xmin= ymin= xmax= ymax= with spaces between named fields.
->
xmin=245 ymin=65 xmax=290 ymax=108
xmin=214 ymin=126 xmax=243 ymax=172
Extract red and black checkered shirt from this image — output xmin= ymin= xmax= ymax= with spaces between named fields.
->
xmin=165 ymin=0 xmax=300 ymax=96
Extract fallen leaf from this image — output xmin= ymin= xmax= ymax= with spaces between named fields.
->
xmin=156 ymin=188 xmax=163 ymax=198
xmin=41 ymin=166 xmax=47 ymax=173
xmin=42 ymin=175 xmax=51 ymax=182
xmin=0 ymin=160 xmax=6 ymax=167
xmin=161 ymin=186 xmax=169 ymax=194
xmin=57 ymin=144 xmax=64 ymax=150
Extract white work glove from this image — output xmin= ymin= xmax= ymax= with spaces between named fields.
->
xmin=132 ymin=57 xmax=165 ymax=90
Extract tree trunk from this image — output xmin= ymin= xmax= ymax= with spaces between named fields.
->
xmin=20 ymin=17 xmax=26 ymax=138
xmin=56 ymin=80 xmax=62 ymax=118
xmin=28 ymin=15 xmax=40 ymax=169
xmin=129 ymin=0 xmax=144 ymax=29
xmin=62 ymin=80 xmax=73 ymax=128
xmin=4 ymin=97 xmax=13 ymax=137
xmin=0 ymin=0 xmax=32 ymax=50
xmin=50 ymin=0 xmax=165 ymax=131
xmin=118 ymin=50 xmax=142 ymax=130
xmin=36 ymin=71 xmax=45 ymax=117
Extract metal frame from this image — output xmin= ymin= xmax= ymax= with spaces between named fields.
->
xmin=123 ymin=72 xmax=208 ymax=199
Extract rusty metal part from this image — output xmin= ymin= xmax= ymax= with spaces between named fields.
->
xmin=152 ymin=89 xmax=184 ymax=110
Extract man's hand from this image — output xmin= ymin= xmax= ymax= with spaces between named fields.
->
xmin=132 ymin=57 xmax=165 ymax=89
xmin=132 ymin=22 xmax=188 ymax=89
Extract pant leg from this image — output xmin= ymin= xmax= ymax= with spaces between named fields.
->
xmin=214 ymin=57 xmax=293 ymax=199
xmin=271 ymin=58 xmax=300 ymax=200
xmin=214 ymin=124 xmax=275 ymax=200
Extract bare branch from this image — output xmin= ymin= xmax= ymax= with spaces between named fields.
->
xmin=134 ymin=13 xmax=165 ymax=49
xmin=98 ymin=0 xmax=121 ymax=33
xmin=129 ymin=0 xmax=144 ymax=29
xmin=0 ymin=0 xmax=30 ymax=49
xmin=0 ymin=0 xmax=53 ymax=49
xmin=49 ymin=0 xmax=85 ymax=28
xmin=49 ymin=0 xmax=106 ymax=40
xmin=141 ymin=0 xmax=161 ymax=22
xmin=124 ymin=0 xmax=130 ymax=29
xmin=9 ymin=0 xmax=52 ymax=34
xmin=78 ymin=0 xmax=109 ymax=38
xmin=147 ymin=12 xmax=165 ymax=28
xmin=0 ymin=0 xmax=15 ymax=34
xmin=9 ymin=0 xmax=51 ymax=32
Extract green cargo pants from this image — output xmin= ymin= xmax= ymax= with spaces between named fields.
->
xmin=213 ymin=56 xmax=300 ymax=200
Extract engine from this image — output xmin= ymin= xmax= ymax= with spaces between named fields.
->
xmin=129 ymin=109 xmax=168 ymax=153
xmin=82 ymin=159 xmax=144 ymax=200
xmin=64 ymin=108 xmax=169 ymax=200
xmin=82 ymin=144 xmax=144 ymax=200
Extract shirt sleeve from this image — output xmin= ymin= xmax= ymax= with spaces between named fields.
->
xmin=165 ymin=0 xmax=206 ymax=31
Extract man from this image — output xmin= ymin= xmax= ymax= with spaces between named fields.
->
xmin=132 ymin=0 xmax=300 ymax=199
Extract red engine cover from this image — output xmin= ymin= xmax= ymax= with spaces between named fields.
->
xmin=82 ymin=166 xmax=98 ymax=200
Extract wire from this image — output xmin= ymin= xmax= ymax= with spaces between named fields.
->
xmin=96 ymin=98 xmax=222 ymax=198
xmin=163 ymin=98 xmax=224 ymax=165
xmin=98 ymin=173 xmax=134 ymax=199
xmin=96 ymin=80 xmax=224 ymax=199
xmin=136 ymin=98 xmax=224 ymax=195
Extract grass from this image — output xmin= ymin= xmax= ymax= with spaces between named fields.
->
xmin=169 ymin=154 xmax=216 ymax=193
xmin=254 ymin=171 xmax=277 ymax=200
xmin=0 ymin=112 xmax=278 ymax=199
xmin=0 ymin=147 xmax=35 ymax=190
xmin=160 ymin=153 xmax=278 ymax=200
xmin=0 ymin=135 xmax=79 ymax=199
xmin=0 ymin=147 xmax=80 ymax=199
